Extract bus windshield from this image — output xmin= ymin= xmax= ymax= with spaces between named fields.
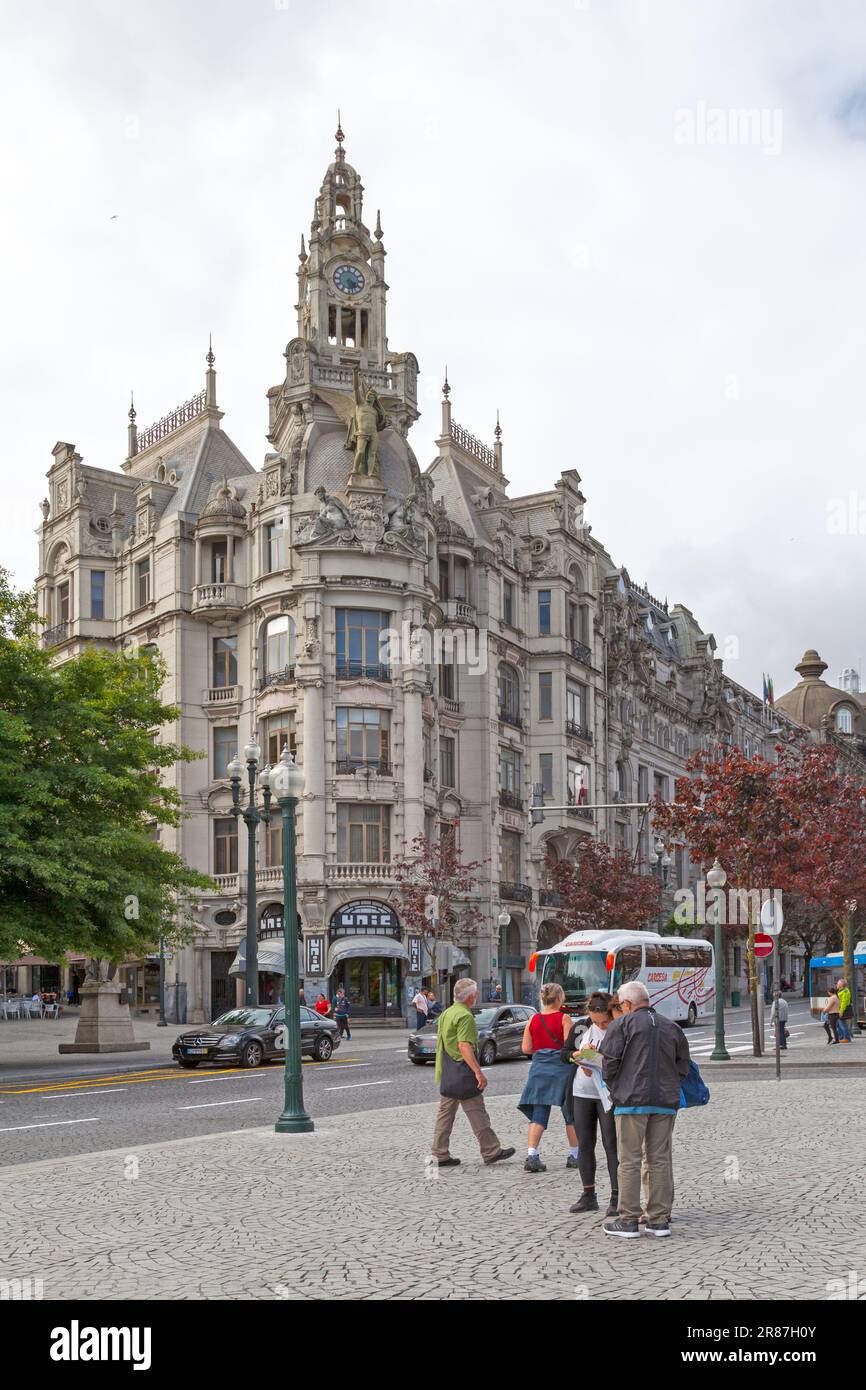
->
xmin=542 ymin=950 xmax=610 ymax=1001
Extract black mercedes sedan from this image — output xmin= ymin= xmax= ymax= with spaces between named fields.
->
xmin=172 ymin=1005 xmax=340 ymax=1069
xmin=407 ymin=1003 xmax=537 ymax=1067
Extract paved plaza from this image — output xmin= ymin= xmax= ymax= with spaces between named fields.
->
xmin=1 ymin=1073 xmax=861 ymax=1301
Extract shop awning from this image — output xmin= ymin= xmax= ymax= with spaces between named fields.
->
xmin=327 ymin=935 xmax=410 ymax=973
xmin=420 ymin=941 xmax=471 ymax=974
xmin=229 ymin=937 xmax=304 ymax=978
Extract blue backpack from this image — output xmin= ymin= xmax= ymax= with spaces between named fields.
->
xmin=679 ymin=1060 xmax=710 ymax=1109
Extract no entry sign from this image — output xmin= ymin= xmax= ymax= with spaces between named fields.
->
xmin=753 ymin=933 xmax=775 ymax=958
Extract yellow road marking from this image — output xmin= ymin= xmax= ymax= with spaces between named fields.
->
xmin=0 ymin=1056 xmax=366 ymax=1097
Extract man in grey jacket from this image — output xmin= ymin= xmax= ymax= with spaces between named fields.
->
xmin=599 ymin=981 xmax=690 ymax=1239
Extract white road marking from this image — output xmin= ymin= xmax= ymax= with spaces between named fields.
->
xmin=0 ymin=1117 xmax=100 ymax=1133
xmin=40 ymin=1089 xmax=128 ymax=1100
xmin=325 ymin=1079 xmax=392 ymax=1092
xmin=177 ymin=1098 xmax=263 ymax=1111
xmin=186 ymin=1062 xmax=370 ymax=1084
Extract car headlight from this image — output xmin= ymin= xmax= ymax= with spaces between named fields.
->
xmin=217 ymin=1034 xmax=241 ymax=1048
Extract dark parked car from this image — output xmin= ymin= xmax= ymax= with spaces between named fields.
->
xmin=408 ymin=1004 xmax=537 ymax=1067
xmin=172 ymin=1005 xmax=340 ymax=1069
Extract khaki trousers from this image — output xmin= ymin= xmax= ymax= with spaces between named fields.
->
xmin=615 ymin=1113 xmax=676 ymax=1223
xmin=431 ymin=1094 xmax=502 ymax=1161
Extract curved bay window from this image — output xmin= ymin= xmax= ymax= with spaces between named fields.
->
xmin=337 ymin=803 xmax=391 ymax=863
xmin=336 ymin=707 xmax=390 ymax=773
xmin=260 ymin=615 xmax=296 ymax=688
xmin=498 ymin=662 xmax=522 ymax=728
xmin=335 ymin=608 xmax=391 ymax=680
xmin=262 ymin=710 xmax=297 ymax=766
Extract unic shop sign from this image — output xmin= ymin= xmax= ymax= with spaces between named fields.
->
xmin=330 ymin=900 xmax=399 ymax=934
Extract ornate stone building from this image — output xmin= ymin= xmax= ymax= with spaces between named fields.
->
xmin=33 ymin=128 xmax=803 ymax=1020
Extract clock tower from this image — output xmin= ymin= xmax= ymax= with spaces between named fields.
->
xmin=299 ymin=117 xmax=389 ymax=369
xmin=269 ymin=120 xmax=419 ymax=463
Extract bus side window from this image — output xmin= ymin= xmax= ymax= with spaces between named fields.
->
xmin=613 ymin=946 xmax=642 ymax=988
xmin=644 ymin=944 xmax=661 ymax=969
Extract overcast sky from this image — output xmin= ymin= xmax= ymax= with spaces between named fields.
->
xmin=3 ymin=0 xmax=865 ymax=701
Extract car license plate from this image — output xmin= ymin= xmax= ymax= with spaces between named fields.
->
xmin=185 ymin=1047 xmax=207 ymax=1055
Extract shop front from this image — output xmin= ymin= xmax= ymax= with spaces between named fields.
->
xmin=328 ymin=901 xmax=407 ymax=1020
xmin=228 ymin=905 xmax=304 ymax=1009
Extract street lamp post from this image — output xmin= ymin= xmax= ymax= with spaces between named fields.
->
xmin=845 ymin=898 xmax=860 ymax=1035
xmin=157 ymin=935 xmax=167 ymax=1027
xmin=648 ymin=837 xmax=672 ymax=931
xmin=228 ymin=741 xmax=271 ymax=1008
xmin=707 ymin=858 xmax=730 ymax=1061
xmin=497 ymin=909 xmax=511 ymax=1003
xmin=270 ymin=746 xmax=313 ymax=1134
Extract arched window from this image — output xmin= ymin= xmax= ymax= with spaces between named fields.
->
xmin=837 ymin=707 xmax=853 ymax=734
xmin=498 ymin=663 xmax=521 ymax=726
xmin=261 ymin=615 xmax=296 ymax=687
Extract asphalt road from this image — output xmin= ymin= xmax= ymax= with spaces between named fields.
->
xmin=0 ymin=999 xmax=831 ymax=1167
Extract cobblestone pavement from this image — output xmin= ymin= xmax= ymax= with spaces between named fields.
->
xmin=0 ymin=1075 xmax=861 ymax=1301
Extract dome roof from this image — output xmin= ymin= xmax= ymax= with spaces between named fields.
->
xmin=774 ymin=649 xmax=865 ymax=732
xmin=199 ymin=478 xmax=246 ymax=523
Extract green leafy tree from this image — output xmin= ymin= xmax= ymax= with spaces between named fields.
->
xmin=0 ymin=570 xmax=210 ymax=964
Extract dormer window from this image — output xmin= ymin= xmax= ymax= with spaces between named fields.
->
xmin=837 ymin=707 xmax=853 ymax=734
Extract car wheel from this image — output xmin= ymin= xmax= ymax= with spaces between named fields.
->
xmin=312 ymin=1035 xmax=333 ymax=1062
xmin=687 ymin=1004 xmax=697 ymax=1027
xmin=240 ymin=1042 xmax=263 ymax=1069
xmin=176 ymin=1059 xmax=200 ymax=1069
xmin=479 ymin=1040 xmax=497 ymax=1067
xmin=411 ymin=1058 xmax=428 ymax=1066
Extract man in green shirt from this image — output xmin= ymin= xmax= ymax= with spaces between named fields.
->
xmin=837 ymin=978 xmax=853 ymax=1042
xmin=430 ymin=978 xmax=515 ymax=1168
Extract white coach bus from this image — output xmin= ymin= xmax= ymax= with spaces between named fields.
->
xmin=531 ymin=929 xmax=714 ymax=1026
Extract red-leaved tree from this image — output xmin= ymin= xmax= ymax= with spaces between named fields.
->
xmin=787 ymin=747 xmax=866 ymax=1010
xmin=392 ymin=825 xmax=485 ymax=997
xmin=652 ymin=746 xmax=807 ymax=1055
xmin=545 ymin=840 xmax=661 ymax=937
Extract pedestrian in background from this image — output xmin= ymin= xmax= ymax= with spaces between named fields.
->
xmin=412 ymin=987 xmax=429 ymax=1030
xmin=600 ymin=980 xmax=691 ymax=1239
xmin=430 ymin=978 xmax=515 ymax=1168
xmin=517 ymin=982 xmax=578 ymax=1173
xmin=770 ymin=994 xmax=789 ymax=1050
xmin=427 ymin=990 xmax=444 ymax=1020
xmin=562 ymin=991 xmax=619 ymax=1215
xmin=825 ymin=986 xmax=841 ymax=1044
xmin=315 ymin=993 xmax=331 ymax=1018
xmin=837 ymin=978 xmax=853 ymax=1042
xmin=333 ymin=986 xmax=352 ymax=1040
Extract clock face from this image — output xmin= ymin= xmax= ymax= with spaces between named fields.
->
xmin=333 ymin=264 xmax=365 ymax=295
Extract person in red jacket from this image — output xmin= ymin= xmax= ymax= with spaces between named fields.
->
xmin=314 ymin=993 xmax=332 ymax=1017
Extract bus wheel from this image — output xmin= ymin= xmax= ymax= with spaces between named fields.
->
xmin=687 ymin=1004 xmax=697 ymax=1027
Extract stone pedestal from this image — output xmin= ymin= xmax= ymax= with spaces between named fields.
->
xmin=58 ymin=980 xmax=151 ymax=1054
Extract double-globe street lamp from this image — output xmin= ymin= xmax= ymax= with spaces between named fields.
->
xmin=269 ymin=745 xmax=313 ymax=1134
xmin=227 ymin=740 xmax=272 ymax=1008
xmin=648 ymin=836 xmax=672 ymax=931
xmin=707 ymin=858 xmax=730 ymax=1061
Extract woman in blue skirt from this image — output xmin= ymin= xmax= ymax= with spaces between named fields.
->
xmin=517 ymin=982 xmax=579 ymax=1173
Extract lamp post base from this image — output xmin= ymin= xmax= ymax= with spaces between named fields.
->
xmin=710 ymin=1045 xmax=730 ymax=1061
xmin=275 ymin=1110 xmax=315 ymax=1134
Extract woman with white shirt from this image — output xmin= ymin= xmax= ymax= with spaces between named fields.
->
xmin=561 ymin=991 xmax=620 ymax=1216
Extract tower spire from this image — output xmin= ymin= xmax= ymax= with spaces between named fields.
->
xmin=127 ymin=391 xmax=138 ymax=458
xmin=205 ymin=336 xmax=217 ymax=409
xmin=335 ymin=109 xmax=345 ymax=162
xmin=375 ymin=208 xmax=383 ymax=241
xmin=440 ymin=367 xmax=452 ymax=437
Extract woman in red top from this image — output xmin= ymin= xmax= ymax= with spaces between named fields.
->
xmin=314 ymin=993 xmax=332 ymax=1017
xmin=516 ymin=982 xmax=579 ymax=1173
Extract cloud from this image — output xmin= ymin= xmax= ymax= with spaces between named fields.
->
xmin=3 ymin=0 xmax=866 ymax=699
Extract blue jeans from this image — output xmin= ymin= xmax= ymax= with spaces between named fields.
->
xmin=837 ymin=1018 xmax=852 ymax=1041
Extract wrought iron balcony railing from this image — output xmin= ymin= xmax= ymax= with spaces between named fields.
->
xmin=500 ymin=881 xmax=532 ymax=904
